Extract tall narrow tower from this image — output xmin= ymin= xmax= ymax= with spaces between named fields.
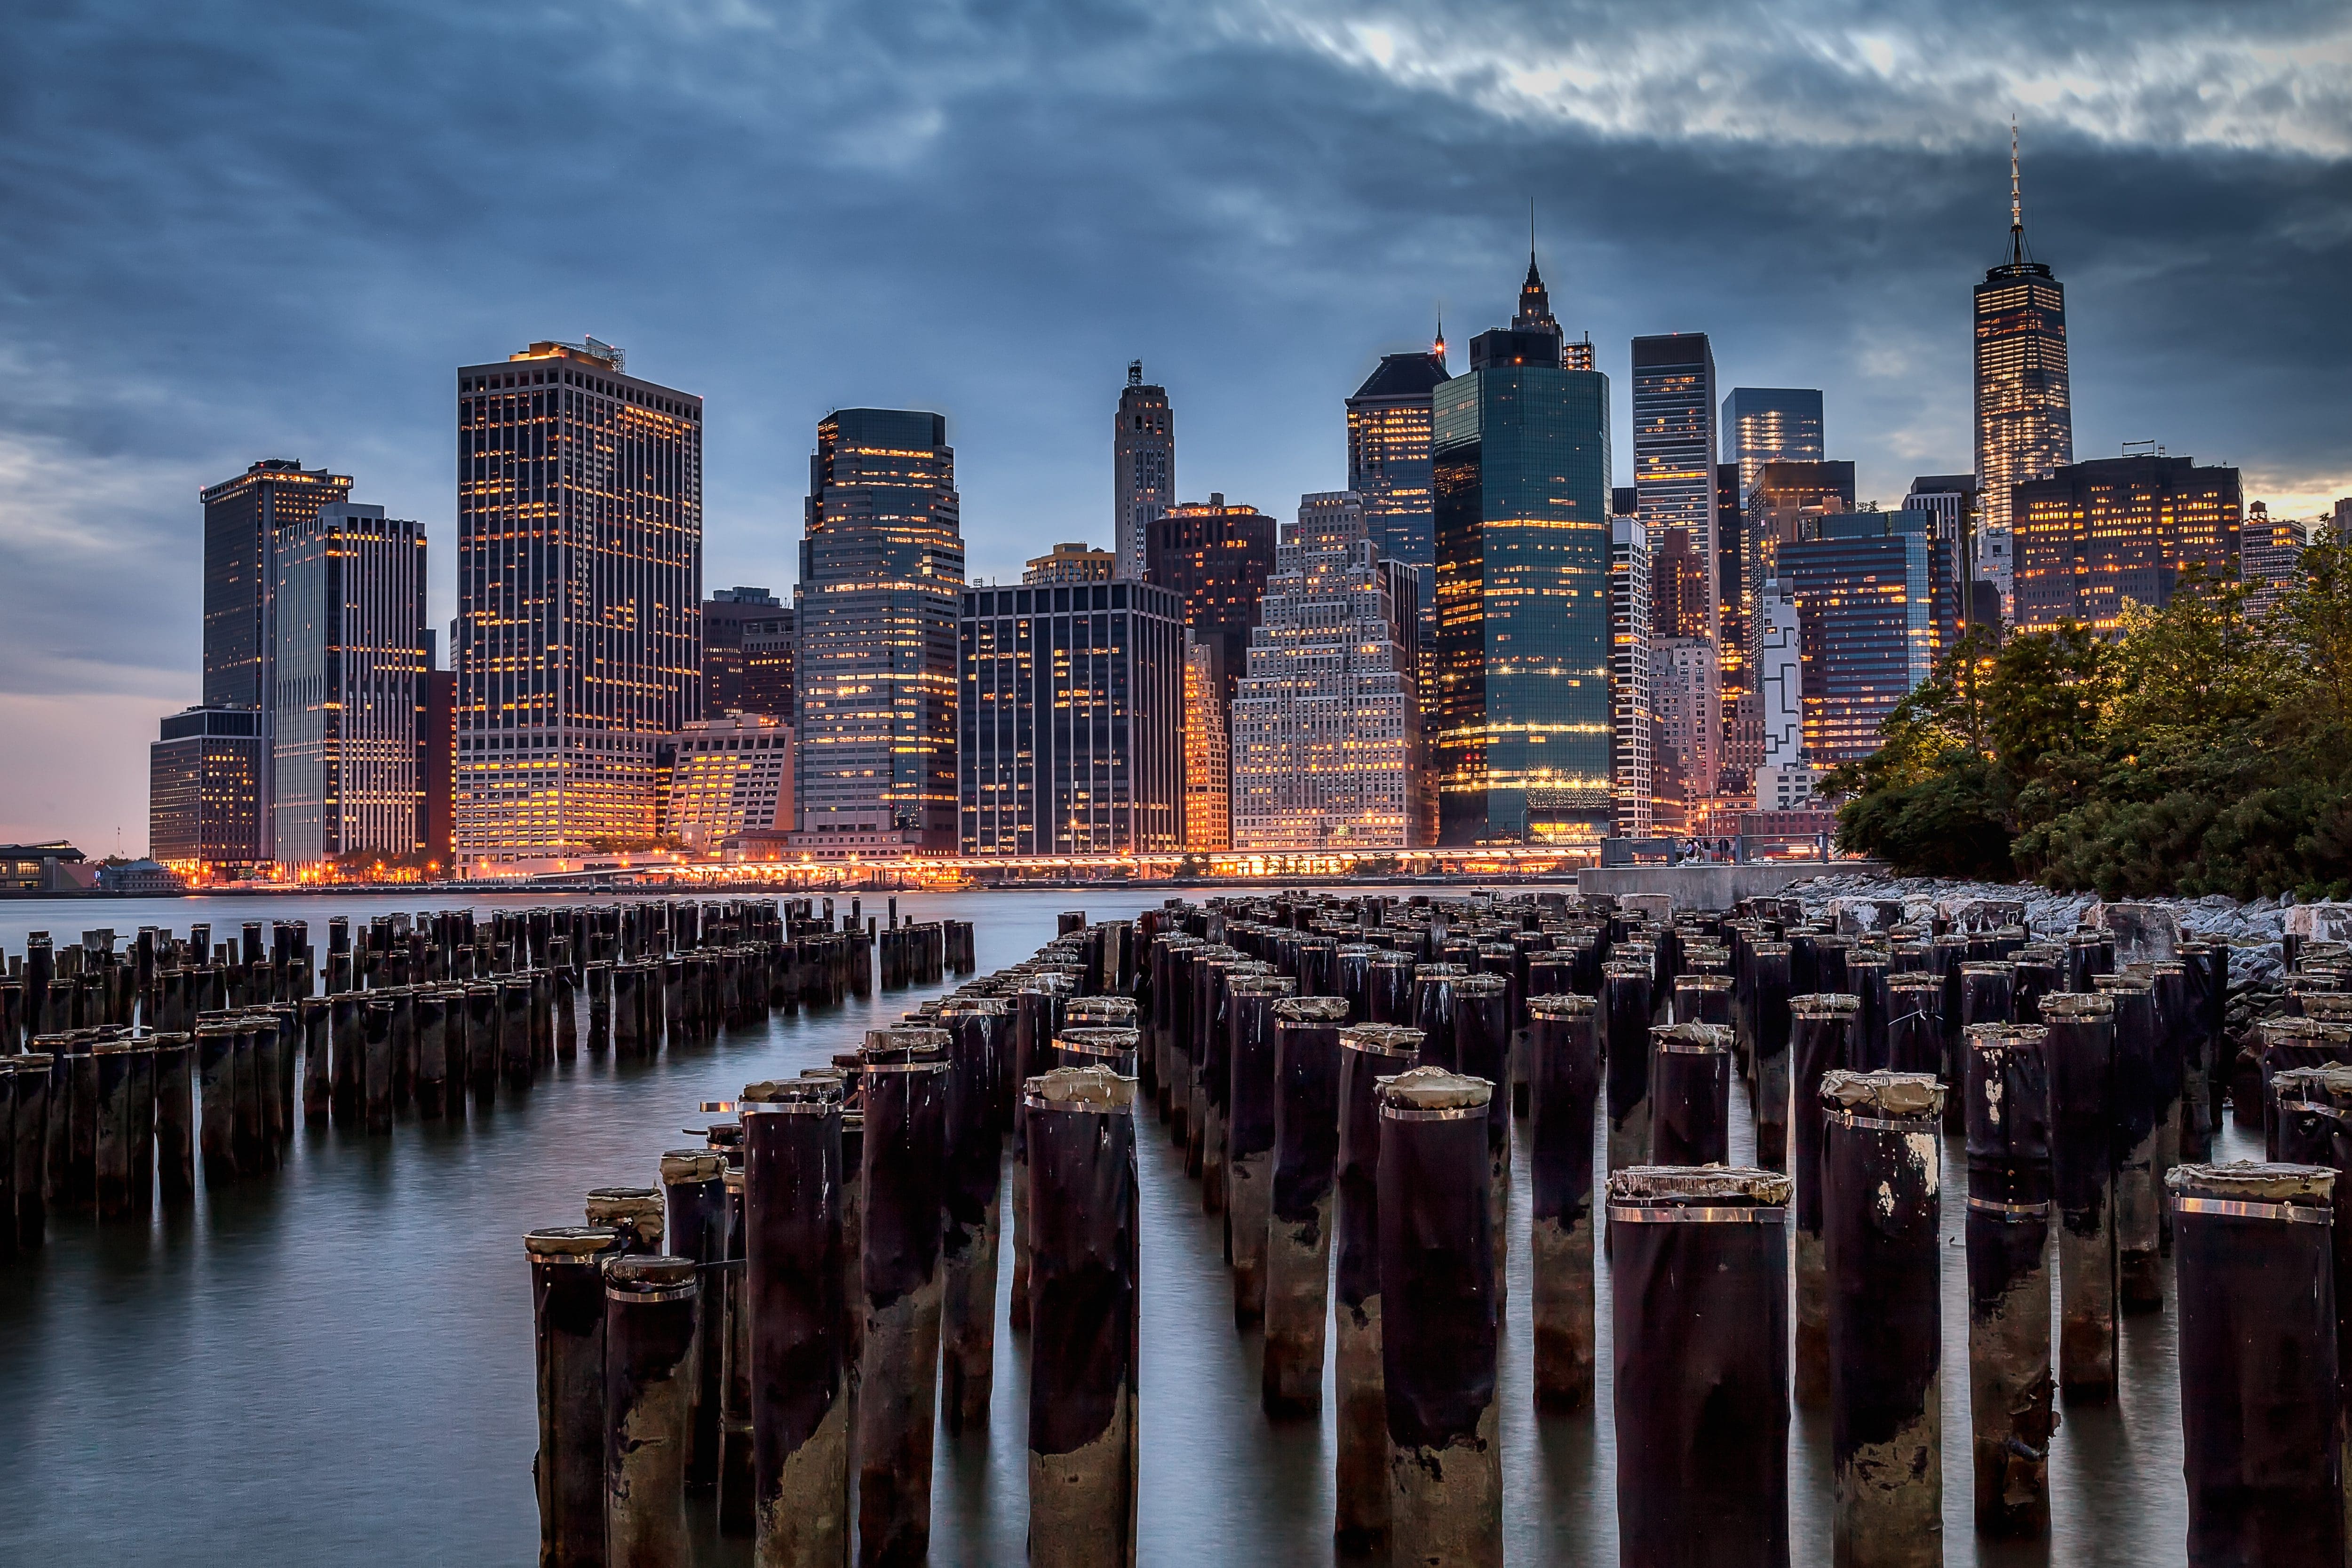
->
xmin=1974 ymin=122 xmax=2073 ymax=613
xmin=1113 ymin=363 xmax=1174 ymax=581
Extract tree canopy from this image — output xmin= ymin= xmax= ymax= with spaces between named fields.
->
xmin=1828 ymin=541 xmax=2352 ymax=900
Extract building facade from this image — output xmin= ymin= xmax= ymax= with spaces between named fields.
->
xmin=703 ymin=586 xmax=786 ymax=717
xmin=1431 ymin=306 xmax=1615 ymax=846
xmin=1113 ymin=364 xmax=1175 ymax=582
xmin=1146 ymin=494 xmax=1277 ymax=709
xmin=453 ymin=339 xmax=702 ymax=861
xmin=1649 ymin=635 xmax=1718 ymax=832
xmin=199 ymin=458 xmax=354 ymax=848
xmin=795 ymin=408 xmax=963 ymax=851
xmin=1975 ymin=158 xmax=2073 ymax=543
xmin=1182 ymin=632 xmax=1230 ymax=851
xmin=1607 ymin=517 xmax=1653 ymax=837
xmin=2242 ymin=503 xmax=2313 ymax=618
xmin=659 ymin=713 xmax=794 ymax=849
xmin=1633 ymin=333 xmax=1720 ymax=644
xmin=2012 ymin=454 xmax=2244 ymax=634
xmin=150 ymin=706 xmax=268 ymax=870
xmin=958 ymin=578 xmax=1184 ymax=855
xmin=1906 ymin=474 xmax=1994 ymax=623
xmin=1721 ymin=388 xmax=1826 ymax=501
xmin=1024 ymin=541 xmax=1117 ymax=585
xmin=271 ymin=502 xmax=429 ymax=866
xmin=1752 ymin=578 xmax=1805 ymax=791
xmin=1782 ymin=510 xmax=1952 ymax=763
xmin=1228 ymin=492 xmax=1423 ymax=851
xmin=740 ymin=611 xmax=796 ymax=721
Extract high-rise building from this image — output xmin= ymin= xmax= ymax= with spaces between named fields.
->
xmin=1146 ymin=494 xmax=1278 ymax=709
xmin=1347 ymin=336 xmax=1451 ymax=720
xmin=1113 ymin=364 xmax=1174 ymax=582
xmin=454 ymin=339 xmax=702 ymax=861
xmin=2012 ymin=453 xmax=2243 ymax=634
xmin=1905 ymin=474 xmax=1995 ymax=623
xmin=740 ymin=610 xmax=797 ymax=721
xmin=1433 ymin=269 xmax=1615 ymax=845
xmin=1650 ymin=528 xmax=1712 ymax=641
xmin=1024 ymin=542 xmax=1118 ymax=585
xmin=271 ymin=502 xmax=428 ymax=866
xmin=1182 ymin=633 xmax=1230 ymax=851
xmin=199 ymin=458 xmax=354 ymax=848
xmin=149 ymin=706 xmax=268 ymax=871
xmin=1752 ymin=578 xmax=1806 ymax=805
xmin=2242 ymin=503 xmax=2314 ymax=618
xmin=421 ymin=655 xmax=454 ymax=870
xmin=1744 ymin=459 xmax=1858 ymax=613
xmin=1612 ymin=487 xmax=1639 ymax=519
xmin=1632 ymin=333 xmax=1720 ymax=644
xmin=796 ymin=407 xmax=963 ymax=850
xmin=660 ymin=713 xmax=794 ymax=850
xmin=958 ymin=577 xmax=1184 ymax=855
xmin=1607 ymin=517 xmax=1653 ymax=838
xmin=1228 ymin=492 xmax=1424 ymax=851
xmin=703 ymin=586 xmax=784 ymax=717
xmin=1781 ymin=510 xmax=1953 ymax=762
xmin=1649 ymin=636 xmax=1718 ymax=833
xmin=1721 ymin=388 xmax=1826 ymax=501
xmin=1716 ymin=460 xmax=1758 ymax=791
xmin=1976 ymin=132 xmax=2073 ymax=556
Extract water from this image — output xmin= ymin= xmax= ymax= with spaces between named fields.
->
xmin=0 ymin=888 xmax=2220 ymax=1565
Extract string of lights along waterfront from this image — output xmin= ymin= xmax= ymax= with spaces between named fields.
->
xmin=131 ymin=142 xmax=2300 ymax=887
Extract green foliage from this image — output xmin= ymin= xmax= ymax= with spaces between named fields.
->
xmin=1834 ymin=545 xmax=2352 ymax=898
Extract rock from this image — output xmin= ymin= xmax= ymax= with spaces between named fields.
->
xmin=2089 ymin=902 xmax=2183 ymax=964
xmin=1828 ymin=897 xmax=1906 ymax=934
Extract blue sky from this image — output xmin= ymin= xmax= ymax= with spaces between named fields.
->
xmin=2 ymin=0 xmax=2347 ymax=851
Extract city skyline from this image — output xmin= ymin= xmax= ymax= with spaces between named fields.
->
xmin=3 ymin=1 xmax=2347 ymax=851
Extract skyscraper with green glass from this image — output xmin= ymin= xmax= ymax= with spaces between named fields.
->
xmin=1431 ymin=262 xmax=1614 ymax=845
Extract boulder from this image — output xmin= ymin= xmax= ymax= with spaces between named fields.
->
xmin=1828 ymin=897 xmax=1906 ymax=935
xmin=1618 ymin=893 xmax=1677 ymax=924
xmin=2091 ymin=901 xmax=2182 ymax=964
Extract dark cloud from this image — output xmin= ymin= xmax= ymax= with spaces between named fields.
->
xmin=0 ymin=0 xmax=2345 ymax=845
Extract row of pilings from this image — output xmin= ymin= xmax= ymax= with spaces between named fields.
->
xmin=0 ymin=901 xmax=971 ymax=1248
xmin=528 ymin=891 xmax=2352 ymax=1566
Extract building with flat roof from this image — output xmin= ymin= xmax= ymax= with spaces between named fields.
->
xmin=1722 ymin=388 xmax=1824 ymax=502
xmin=2242 ymin=503 xmax=2315 ymax=618
xmin=1024 ymin=542 xmax=1118 ymax=585
xmin=703 ymin=587 xmax=787 ymax=719
xmin=1781 ymin=509 xmax=1954 ymax=762
xmin=453 ymin=338 xmax=702 ymax=861
xmin=150 ymin=705 xmax=268 ymax=870
xmin=1633 ymin=333 xmax=1720 ymax=646
xmin=659 ymin=713 xmax=794 ymax=850
xmin=2012 ymin=453 xmax=2242 ymax=634
xmin=1608 ymin=517 xmax=1653 ymax=837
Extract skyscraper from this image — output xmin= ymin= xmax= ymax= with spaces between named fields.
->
xmin=1433 ymin=263 xmax=1615 ymax=845
xmin=1146 ymin=494 xmax=1278 ymax=710
xmin=199 ymin=458 xmax=354 ymax=848
xmin=2241 ymin=503 xmax=2314 ymax=618
xmin=271 ymin=502 xmax=428 ymax=866
xmin=796 ymin=407 xmax=964 ymax=850
xmin=1023 ymin=542 xmax=1118 ymax=585
xmin=958 ymin=576 xmax=1184 ymax=855
xmin=1649 ymin=636 xmax=1717 ymax=832
xmin=702 ymin=586 xmax=785 ymax=716
xmin=1721 ymin=388 xmax=1825 ymax=501
xmin=454 ymin=339 xmax=703 ymax=861
xmin=1744 ymin=459 xmax=1857 ymax=612
xmin=2012 ymin=453 xmax=2243 ymax=634
xmin=1607 ymin=516 xmax=1653 ymax=838
xmin=1228 ymin=492 xmax=1424 ymax=851
xmin=1182 ymin=633 xmax=1230 ymax=851
xmin=1976 ymin=129 xmax=2073 ymax=574
xmin=1632 ymin=333 xmax=1720 ymax=643
xmin=149 ymin=706 xmax=267 ymax=871
xmin=1113 ymin=364 xmax=1174 ymax=582
xmin=1781 ymin=510 xmax=1952 ymax=762
xmin=1347 ymin=335 xmax=1450 ymax=713
xmin=1752 ymin=578 xmax=1810 ymax=808
xmin=1716 ymin=460 xmax=1757 ymax=792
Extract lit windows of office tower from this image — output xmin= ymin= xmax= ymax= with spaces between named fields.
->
xmin=1781 ymin=509 xmax=1955 ymax=763
xmin=1976 ymin=125 xmax=2073 ymax=593
xmin=1347 ymin=331 xmax=1451 ymax=716
xmin=1744 ymin=459 xmax=1857 ymax=621
xmin=702 ymin=586 xmax=785 ymax=716
xmin=1649 ymin=636 xmax=1718 ymax=834
xmin=1904 ymin=475 xmax=1994 ymax=626
xmin=1751 ymin=579 xmax=1812 ymax=809
xmin=1632 ymin=333 xmax=1720 ymax=646
xmin=1720 ymin=388 xmax=1825 ymax=503
xmin=1182 ymin=633 xmax=1230 ymax=851
xmin=1146 ymin=494 xmax=1279 ymax=710
xmin=272 ymin=503 xmax=428 ymax=867
xmin=958 ymin=573 xmax=1184 ymax=855
xmin=796 ymin=407 xmax=963 ymax=851
xmin=199 ymin=458 xmax=354 ymax=848
xmin=1228 ymin=492 xmax=1425 ymax=852
xmin=1114 ymin=364 xmax=1175 ymax=582
xmin=2012 ymin=452 xmax=2242 ymax=635
xmin=1716 ymin=459 xmax=1758 ymax=792
xmin=1607 ymin=516 xmax=1653 ymax=838
xmin=2241 ymin=503 xmax=2314 ymax=619
xmin=454 ymin=339 xmax=703 ymax=861
xmin=149 ymin=707 xmax=267 ymax=871
xmin=1431 ymin=255 xmax=1614 ymax=846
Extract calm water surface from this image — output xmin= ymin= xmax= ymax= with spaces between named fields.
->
xmin=0 ymin=888 xmax=2220 ymax=1564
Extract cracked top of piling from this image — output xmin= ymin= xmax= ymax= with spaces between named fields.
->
xmin=1651 ymin=1023 xmax=1733 ymax=1052
xmin=1024 ymin=1064 xmax=1136 ymax=1111
xmin=2256 ymin=1018 xmax=2352 ymax=1045
xmin=606 ymin=1254 xmax=699 ymax=1289
xmin=659 ymin=1150 xmax=726 ymax=1181
xmin=2274 ymin=1066 xmax=2352 ymax=1109
xmin=1789 ymin=992 xmax=1860 ymax=1017
xmin=1375 ymin=1066 xmax=1492 ymax=1112
xmin=2168 ymin=1161 xmax=2337 ymax=1203
xmin=1607 ymin=1165 xmax=1793 ymax=1206
xmin=2038 ymin=992 xmax=2116 ymax=1022
xmin=1963 ymin=1023 xmax=2049 ymax=1049
xmin=1341 ymin=1024 xmax=1424 ymax=1055
xmin=524 ymin=1225 xmax=619 ymax=1258
xmin=1273 ymin=996 xmax=1350 ymax=1023
xmin=1820 ymin=1069 xmax=1944 ymax=1117
xmin=742 ymin=1077 xmax=841 ymax=1106
xmin=1526 ymin=994 xmax=1596 ymax=1020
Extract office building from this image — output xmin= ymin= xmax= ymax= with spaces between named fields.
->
xmin=1722 ymin=388 xmax=1826 ymax=501
xmin=1113 ymin=364 xmax=1175 ymax=581
xmin=150 ymin=706 xmax=268 ymax=870
xmin=1024 ymin=542 xmax=1118 ymax=585
xmin=1147 ymin=494 xmax=1277 ymax=710
xmin=1632 ymin=333 xmax=1720 ymax=642
xmin=1182 ymin=633 xmax=1230 ymax=851
xmin=200 ymin=458 xmax=354 ymax=848
xmin=1348 ymin=336 xmax=1450 ymax=716
xmin=453 ymin=339 xmax=702 ymax=860
xmin=1906 ymin=474 xmax=1996 ymax=623
xmin=1612 ymin=486 xmax=1639 ymax=519
xmin=1717 ymin=460 xmax=1757 ymax=790
xmin=1744 ymin=459 xmax=1858 ymax=611
xmin=2242 ymin=503 xmax=2314 ymax=618
xmin=1607 ymin=517 xmax=1653 ymax=837
xmin=740 ymin=610 xmax=796 ymax=721
xmin=271 ymin=502 xmax=429 ymax=866
xmin=1976 ymin=136 xmax=2073 ymax=539
xmin=1432 ymin=268 xmax=1615 ymax=845
xmin=1649 ymin=636 xmax=1718 ymax=833
xmin=421 ymin=655 xmax=454 ymax=869
xmin=1781 ymin=510 xmax=1952 ymax=763
xmin=1651 ymin=527 xmax=1711 ymax=641
xmin=958 ymin=577 xmax=1184 ymax=855
xmin=660 ymin=713 xmax=794 ymax=850
xmin=795 ymin=408 xmax=962 ymax=851
xmin=2012 ymin=453 xmax=2243 ymax=634
xmin=703 ymin=586 xmax=786 ymax=718
xmin=1229 ymin=492 xmax=1424 ymax=851
xmin=1753 ymin=578 xmax=1805 ymax=791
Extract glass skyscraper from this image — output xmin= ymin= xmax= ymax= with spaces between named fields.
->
xmin=1975 ymin=142 xmax=2073 ymax=539
xmin=453 ymin=339 xmax=702 ymax=861
xmin=2012 ymin=454 xmax=2242 ymax=635
xmin=1720 ymin=388 xmax=1825 ymax=501
xmin=1432 ymin=281 xmax=1614 ymax=846
xmin=1632 ymin=333 xmax=1719 ymax=642
xmin=796 ymin=407 xmax=964 ymax=851
xmin=1781 ymin=510 xmax=1954 ymax=762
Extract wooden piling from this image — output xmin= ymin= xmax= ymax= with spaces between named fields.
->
xmin=1263 ymin=995 xmax=1348 ymax=1416
xmin=527 ymin=1224 xmax=620 ymax=1568
xmin=1333 ymin=1022 xmax=1420 ymax=1552
xmin=2044 ymin=990 xmax=2119 ymax=1399
xmin=1647 ymin=1022 xmax=1733 ymax=1167
xmin=1789 ymin=992 xmax=1859 ymax=1409
xmin=605 ymin=1254 xmax=702 ymax=1568
xmin=1963 ymin=1023 xmax=2056 ymax=1537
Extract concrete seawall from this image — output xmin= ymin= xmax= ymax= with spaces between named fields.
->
xmin=1575 ymin=863 xmax=1890 ymax=912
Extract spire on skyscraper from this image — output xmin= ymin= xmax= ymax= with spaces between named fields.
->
xmin=1433 ymin=313 xmax=1446 ymax=369
xmin=2008 ymin=118 xmax=2031 ymax=266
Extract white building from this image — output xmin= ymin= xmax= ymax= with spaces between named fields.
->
xmin=1228 ymin=492 xmax=1421 ymax=851
xmin=1753 ymin=577 xmax=1808 ymax=809
xmin=1609 ymin=516 xmax=1653 ymax=837
xmin=2242 ymin=502 xmax=2313 ymax=618
xmin=661 ymin=713 xmax=793 ymax=849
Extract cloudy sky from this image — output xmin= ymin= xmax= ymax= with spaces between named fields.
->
xmin=2 ymin=0 xmax=2347 ymax=853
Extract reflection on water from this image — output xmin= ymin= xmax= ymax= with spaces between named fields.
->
xmin=0 ymin=889 xmax=2209 ymax=1565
